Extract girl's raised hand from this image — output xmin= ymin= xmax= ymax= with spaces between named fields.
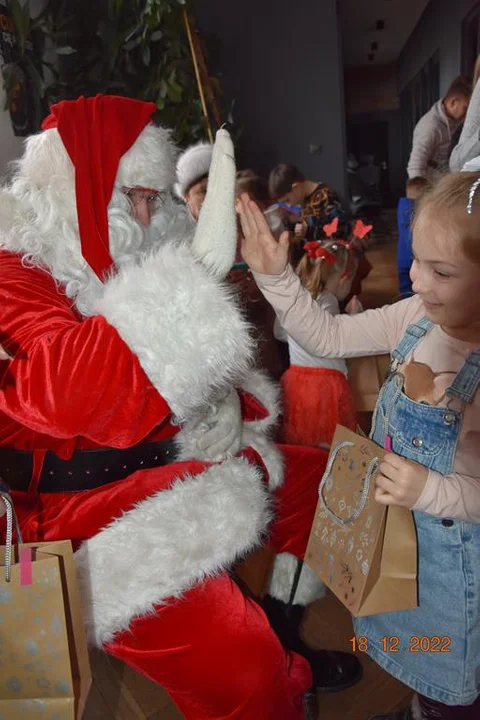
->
xmin=238 ymin=194 xmax=290 ymax=275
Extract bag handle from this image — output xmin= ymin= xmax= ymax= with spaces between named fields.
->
xmin=1 ymin=489 xmax=23 ymax=582
xmin=318 ymin=440 xmax=379 ymax=526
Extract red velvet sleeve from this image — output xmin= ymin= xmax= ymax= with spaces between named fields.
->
xmin=0 ymin=252 xmax=171 ymax=446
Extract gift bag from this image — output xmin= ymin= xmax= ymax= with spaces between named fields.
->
xmin=347 ymin=354 xmax=390 ymax=412
xmin=0 ymin=491 xmax=91 ymax=719
xmin=305 ymin=425 xmax=418 ymax=616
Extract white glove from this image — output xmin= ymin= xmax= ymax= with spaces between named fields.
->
xmin=175 ymin=389 xmax=243 ymax=462
xmin=196 ymin=389 xmax=243 ymax=461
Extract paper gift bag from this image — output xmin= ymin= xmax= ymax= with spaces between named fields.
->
xmin=0 ymin=494 xmax=91 ymax=719
xmin=305 ymin=425 xmax=417 ymax=616
xmin=347 ymin=354 xmax=391 ymax=412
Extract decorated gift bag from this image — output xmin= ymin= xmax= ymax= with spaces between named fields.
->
xmin=0 ymin=489 xmax=91 ymax=719
xmin=305 ymin=425 xmax=418 ymax=616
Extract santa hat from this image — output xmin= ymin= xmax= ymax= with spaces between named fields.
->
xmin=39 ymin=94 xmax=176 ymax=281
xmin=174 ymin=142 xmax=213 ymax=200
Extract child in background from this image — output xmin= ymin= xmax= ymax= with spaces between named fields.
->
xmin=268 ymin=162 xmax=348 ymax=241
xmin=397 ymin=177 xmax=429 ymax=296
xmin=407 ymin=75 xmax=471 ymax=183
xmin=280 ymin=239 xmax=358 ymax=447
xmin=232 ymin=173 xmax=286 ymax=379
xmin=174 ymin=142 xmax=213 ymax=220
xmin=239 ymin=170 xmax=480 ymax=719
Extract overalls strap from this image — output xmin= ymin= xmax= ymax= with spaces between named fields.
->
xmin=391 ymin=316 xmax=433 ymax=368
xmin=446 ymin=348 xmax=480 ymax=403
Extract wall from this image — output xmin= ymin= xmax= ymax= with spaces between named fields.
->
xmin=0 ymin=0 xmax=46 ymax=179
xmin=344 ymin=64 xmax=403 ymax=202
xmin=193 ymin=0 xmax=347 ymax=199
xmin=399 ymin=0 xmax=479 ymax=94
xmin=0 ymin=83 xmax=25 ymax=179
xmin=344 ymin=63 xmax=399 ymax=115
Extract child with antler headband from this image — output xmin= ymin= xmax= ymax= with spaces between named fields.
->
xmin=278 ymin=220 xmax=365 ymax=447
xmin=239 ymin=171 xmax=480 ymax=720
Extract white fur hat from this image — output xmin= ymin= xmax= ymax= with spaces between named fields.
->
xmin=175 ymin=142 xmax=213 ymax=199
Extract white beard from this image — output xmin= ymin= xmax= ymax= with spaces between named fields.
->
xmin=0 ymin=181 xmax=193 ymax=317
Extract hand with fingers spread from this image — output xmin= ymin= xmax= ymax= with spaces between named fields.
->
xmin=238 ymin=193 xmax=290 ymax=275
xmin=375 ymin=453 xmax=428 ymax=509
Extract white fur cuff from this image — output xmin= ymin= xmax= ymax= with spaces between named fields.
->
xmin=94 ymin=242 xmax=253 ymax=422
xmin=268 ymin=552 xmax=326 ymax=606
xmin=75 ymin=457 xmax=272 ymax=647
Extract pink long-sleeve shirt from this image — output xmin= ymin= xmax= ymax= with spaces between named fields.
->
xmin=254 ymin=265 xmax=480 ymax=523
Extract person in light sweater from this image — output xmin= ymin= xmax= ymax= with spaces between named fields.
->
xmin=450 ymin=57 xmax=480 ymax=172
xmin=407 ymin=76 xmax=471 ymax=183
xmin=279 ymin=238 xmax=357 ymax=448
xmin=238 ymin=170 xmax=480 ymax=720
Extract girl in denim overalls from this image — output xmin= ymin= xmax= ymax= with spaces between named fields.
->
xmin=239 ymin=171 xmax=480 ymax=720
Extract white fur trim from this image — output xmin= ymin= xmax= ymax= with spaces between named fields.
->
xmin=242 ymin=427 xmax=284 ymax=491
xmin=95 ymin=241 xmax=254 ymax=422
xmin=268 ymin=552 xmax=327 ymax=606
xmin=190 ymin=129 xmax=236 ymax=280
xmin=411 ymin=694 xmax=422 ymax=720
xmin=75 ymin=457 xmax=272 ymax=646
xmin=116 ymin=124 xmax=177 ymax=192
xmin=175 ymin=142 xmax=213 ymax=199
xmin=240 ymin=368 xmax=281 ymax=433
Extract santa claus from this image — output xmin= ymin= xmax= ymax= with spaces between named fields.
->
xmin=0 ymin=95 xmax=361 ymax=719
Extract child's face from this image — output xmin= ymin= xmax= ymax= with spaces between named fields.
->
xmin=280 ymin=182 xmax=305 ymax=209
xmin=444 ymin=95 xmax=469 ymax=122
xmin=411 ymin=213 xmax=480 ymax=338
xmin=186 ymin=177 xmax=208 ymax=221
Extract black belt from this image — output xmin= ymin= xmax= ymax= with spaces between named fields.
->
xmin=0 ymin=438 xmax=179 ymax=493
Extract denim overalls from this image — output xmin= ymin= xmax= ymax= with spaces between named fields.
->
xmin=354 ymin=317 xmax=480 ymax=705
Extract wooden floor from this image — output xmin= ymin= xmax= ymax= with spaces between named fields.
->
xmin=84 ymin=213 xmax=412 ymax=719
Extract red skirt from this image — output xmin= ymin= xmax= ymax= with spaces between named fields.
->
xmin=281 ymin=365 xmax=357 ymax=447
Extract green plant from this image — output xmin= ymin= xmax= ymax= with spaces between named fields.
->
xmin=7 ymin=0 xmax=217 ymax=144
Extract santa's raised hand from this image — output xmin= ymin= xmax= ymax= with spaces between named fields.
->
xmin=238 ymin=194 xmax=290 ymax=275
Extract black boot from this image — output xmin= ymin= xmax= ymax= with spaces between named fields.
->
xmin=369 ymin=712 xmax=412 ymax=720
xmin=263 ymin=595 xmax=363 ymax=693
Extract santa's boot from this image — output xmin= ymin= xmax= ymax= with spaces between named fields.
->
xmin=263 ymin=594 xmax=363 ymax=693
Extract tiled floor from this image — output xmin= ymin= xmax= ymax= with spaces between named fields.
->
xmin=84 ymin=213 xmax=412 ymax=719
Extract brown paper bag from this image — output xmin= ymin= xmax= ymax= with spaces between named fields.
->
xmin=347 ymin=354 xmax=391 ymax=412
xmin=0 ymin=497 xmax=91 ymax=719
xmin=305 ymin=425 xmax=418 ymax=616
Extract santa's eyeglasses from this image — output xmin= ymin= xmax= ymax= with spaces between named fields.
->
xmin=121 ymin=186 xmax=168 ymax=212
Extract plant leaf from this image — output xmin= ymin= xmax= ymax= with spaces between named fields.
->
xmin=10 ymin=0 xmax=30 ymax=54
xmin=142 ymin=44 xmax=151 ymax=66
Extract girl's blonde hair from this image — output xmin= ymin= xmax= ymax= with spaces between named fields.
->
xmin=295 ymin=240 xmax=355 ymax=298
xmin=413 ymin=171 xmax=480 ymax=264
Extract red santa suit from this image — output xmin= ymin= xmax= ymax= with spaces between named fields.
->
xmin=0 ymin=96 xmax=329 ymax=719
